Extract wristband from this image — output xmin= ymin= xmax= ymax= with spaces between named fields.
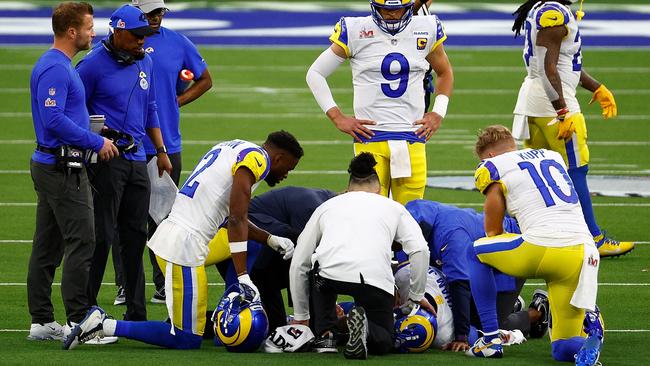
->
xmin=156 ymin=145 xmax=167 ymax=155
xmin=432 ymin=94 xmax=449 ymax=118
xmin=229 ymin=241 xmax=247 ymax=253
xmin=556 ymin=107 xmax=569 ymax=118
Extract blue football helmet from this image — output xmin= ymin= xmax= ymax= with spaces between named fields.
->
xmin=394 ymin=306 xmax=438 ymax=353
xmin=212 ymin=284 xmax=269 ymax=352
xmin=370 ymin=0 xmax=415 ymax=36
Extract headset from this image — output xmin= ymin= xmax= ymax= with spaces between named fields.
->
xmin=101 ymin=35 xmax=144 ymax=65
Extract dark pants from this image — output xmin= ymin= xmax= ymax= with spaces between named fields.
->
xmin=311 ymin=275 xmax=394 ymax=355
xmin=28 ymin=160 xmax=96 ymax=324
xmin=250 ymin=247 xmax=291 ymax=331
xmin=112 ymin=153 xmax=181 ymax=292
xmin=87 ymin=157 xmax=150 ymax=321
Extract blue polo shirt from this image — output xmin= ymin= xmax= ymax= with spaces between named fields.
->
xmin=30 ymin=49 xmax=104 ymax=165
xmin=76 ymin=43 xmax=160 ymax=161
xmin=141 ymin=27 xmax=207 ymax=155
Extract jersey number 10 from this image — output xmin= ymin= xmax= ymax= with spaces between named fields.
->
xmin=518 ymin=159 xmax=579 ymax=207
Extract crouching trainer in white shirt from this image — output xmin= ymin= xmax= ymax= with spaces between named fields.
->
xmin=289 ymin=152 xmax=431 ymax=359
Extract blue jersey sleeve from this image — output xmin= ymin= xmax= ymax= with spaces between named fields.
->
xmin=38 ymin=64 xmax=103 ymax=151
xmin=181 ymin=35 xmax=207 ymax=81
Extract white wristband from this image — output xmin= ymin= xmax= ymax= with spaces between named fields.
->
xmin=432 ymin=94 xmax=449 ymax=118
xmin=229 ymin=241 xmax=247 ymax=253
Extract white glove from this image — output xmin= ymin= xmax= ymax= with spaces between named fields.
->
xmin=267 ymin=235 xmax=295 ymax=260
xmin=237 ymin=274 xmax=260 ymax=302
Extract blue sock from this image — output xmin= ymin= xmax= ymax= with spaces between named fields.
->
xmin=569 ymin=165 xmax=601 ymax=239
xmin=468 ymin=326 xmax=480 ymax=345
xmin=466 ymin=247 xmax=499 ymax=334
xmin=551 ymin=337 xmax=585 ymax=362
xmin=115 ymin=320 xmax=202 ymax=349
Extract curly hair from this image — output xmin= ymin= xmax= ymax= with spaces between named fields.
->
xmin=265 ymin=130 xmax=304 ymax=159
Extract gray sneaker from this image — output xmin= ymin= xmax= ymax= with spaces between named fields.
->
xmin=113 ymin=286 xmax=126 ymax=306
xmin=313 ymin=332 xmax=338 ymax=353
xmin=27 ymin=321 xmax=64 ymax=341
xmin=344 ymin=306 xmax=368 ymax=360
xmin=150 ymin=287 xmax=166 ymax=304
xmin=62 ymin=306 xmax=107 ymax=350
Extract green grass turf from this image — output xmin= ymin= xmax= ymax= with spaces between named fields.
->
xmin=0 ymin=44 xmax=649 ymax=364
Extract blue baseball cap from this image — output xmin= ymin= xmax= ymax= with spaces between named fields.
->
xmin=110 ymin=5 xmax=157 ymax=37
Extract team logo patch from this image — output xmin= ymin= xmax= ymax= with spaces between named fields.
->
xmin=359 ymin=28 xmax=374 ymax=39
xmin=139 ymin=71 xmax=147 ymax=78
xmin=588 ymin=254 xmax=599 ymax=267
xmin=391 ymin=39 xmax=398 ymax=46
xmin=44 ymin=98 xmax=56 ymax=107
xmin=145 ymin=47 xmax=154 ymax=54
xmin=117 ymin=19 xmax=125 ymax=28
xmin=48 ymin=88 xmax=55 ymax=96
xmin=139 ymin=77 xmax=148 ymax=90
xmin=417 ymin=38 xmax=428 ymax=50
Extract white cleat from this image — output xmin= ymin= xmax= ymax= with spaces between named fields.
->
xmin=27 ymin=321 xmax=64 ymax=341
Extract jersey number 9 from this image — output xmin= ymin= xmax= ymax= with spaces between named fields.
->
xmin=381 ymin=53 xmax=410 ymax=98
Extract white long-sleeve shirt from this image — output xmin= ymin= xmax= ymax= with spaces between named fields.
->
xmin=289 ymin=191 xmax=430 ymax=321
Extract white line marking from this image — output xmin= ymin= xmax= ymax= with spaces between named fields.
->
xmin=1 ymin=169 xmax=649 ymax=175
xmin=0 ymin=282 xmax=225 ymax=286
xmin=2 ymin=139 xmax=650 ymax=147
xmin=2 ymin=112 xmax=650 ymax=121
xmin=525 ymin=283 xmax=650 ymax=286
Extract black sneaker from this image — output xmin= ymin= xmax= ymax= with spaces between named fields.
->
xmin=113 ymin=286 xmax=125 ymax=306
xmin=529 ymin=289 xmax=550 ymax=338
xmin=313 ymin=332 xmax=338 ymax=353
xmin=150 ymin=287 xmax=166 ymax=304
xmin=344 ymin=306 xmax=368 ymax=360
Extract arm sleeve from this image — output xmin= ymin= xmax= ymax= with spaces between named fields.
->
xmin=289 ymin=208 xmax=323 ymax=321
xmin=38 ymin=65 xmax=104 ymax=151
xmin=305 ymin=47 xmax=345 ymax=113
xmin=396 ymin=206 xmax=430 ymax=301
xmin=449 ymin=279 xmax=472 ymax=340
xmin=182 ymin=35 xmax=208 ymax=80
xmin=145 ymin=64 xmax=160 ymax=129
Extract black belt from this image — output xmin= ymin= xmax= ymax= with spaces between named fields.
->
xmin=36 ymin=145 xmax=58 ymax=155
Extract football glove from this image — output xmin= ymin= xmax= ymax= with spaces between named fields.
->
xmin=548 ymin=111 xmax=582 ymax=141
xmin=237 ymin=274 xmax=260 ymax=302
xmin=590 ymin=84 xmax=617 ymax=119
xmin=267 ymin=235 xmax=295 ymax=260
xmin=398 ymin=299 xmax=421 ymax=316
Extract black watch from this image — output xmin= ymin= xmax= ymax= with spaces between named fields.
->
xmin=156 ymin=145 xmax=167 ymax=155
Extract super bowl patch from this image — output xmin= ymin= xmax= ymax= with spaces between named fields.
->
xmin=44 ymin=97 xmax=56 ymax=107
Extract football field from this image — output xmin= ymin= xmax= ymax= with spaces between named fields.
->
xmin=1 ymin=43 xmax=649 ymax=364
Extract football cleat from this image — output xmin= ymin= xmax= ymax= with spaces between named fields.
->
xmin=529 ymin=289 xmax=550 ymax=338
xmin=27 ymin=321 xmax=64 ymax=341
xmin=595 ymin=234 xmax=634 ymax=258
xmin=62 ymin=306 xmax=107 ymax=350
xmin=575 ymin=334 xmax=602 ymax=366
xmin=583 ymin=305 xmax=604 ymax=341
xmin=513 ymin=295 xmax=526 ymax=313
xmin=344 ymin=306 xmax=368 ymax=360
xmin=466 ymin=335 xmax=503 ymax=358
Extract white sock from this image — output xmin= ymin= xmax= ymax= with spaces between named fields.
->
xmin=103 ymin=319 xmax=117 ymax=336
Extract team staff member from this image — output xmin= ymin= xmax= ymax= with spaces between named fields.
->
xmin=27 ymin=1 xmax=118 ymax=340
xmin=76 ymin=4 xmax=172 ymax=322
xmin=306 ymin=0 xmax=453 ymax=204
xmin=133 ymin=0 xmax=213 ymax=303
xmin=289 ymin=153 xmax=432 ymax=359
xmin=213 ymin=186 xmax=337 ymax=331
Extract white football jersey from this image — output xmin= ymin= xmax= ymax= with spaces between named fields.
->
xmin=330 ymin=15 xmax=446 ymax=132
xmin=513 ymin=1 xmax=582 ymax=117
xmin=395 ymin=265 xmax=454 ymax=349
xmin=475 ymin=148 xmax=592 ymax=246
xmin=148 ymin=140 xmax=270 ymax=266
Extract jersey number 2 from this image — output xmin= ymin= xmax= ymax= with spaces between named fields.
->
xmin=179 ymin=148 xmax=221 ymax=198
xmin=381 ymin=53 xmax=410 ymax=98
xmin=518 ymin=159 xmax=578 ymax=207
